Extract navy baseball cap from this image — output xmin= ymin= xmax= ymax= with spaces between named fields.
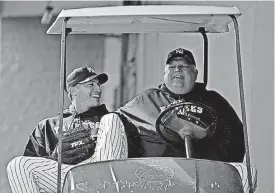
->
xmin=66 ymin=67 xmax=108 ymax=92
xmin=166 ymin=48 xmax=196 ymax=66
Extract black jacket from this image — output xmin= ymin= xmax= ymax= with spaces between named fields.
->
xmin=118 ymin=83 xmax=245 ymax=162
xmin=24 ymin=104 xmax=109 ymax=158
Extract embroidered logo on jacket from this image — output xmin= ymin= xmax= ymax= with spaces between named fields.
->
xmin=160 ymin=99 xmax=203 ymax=115
xmin=53 ymin=118 xmax=100 ymax=136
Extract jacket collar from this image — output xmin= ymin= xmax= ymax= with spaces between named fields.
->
xmin=159 ymin=82 xmax=207 ymax=100
xmin=63 ymin=104 xmax=108 ymax=117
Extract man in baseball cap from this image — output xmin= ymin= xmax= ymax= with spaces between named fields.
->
xmin=7 ymin=66 xmax=111 ymax=193
xmin=66 ymin=67 xmax=108 ymax=113
xmin=164 ymin=48 xmax=198 ymax=95
xmin=104 ymin=47 xmax=245 ymax=164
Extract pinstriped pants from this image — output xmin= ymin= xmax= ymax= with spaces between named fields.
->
xmin=6 ymin=113 xmax=128 ymax=193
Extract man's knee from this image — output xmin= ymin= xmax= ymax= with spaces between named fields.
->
xmin=7 ymin=156 xmax=25 ymax=171
xmin=101 ymin=113 xmax=123 ymax=125
xmin=95 ymin=113 xmax=128 ymax=160
xmin=6 ymin=156 xmax=50 ymax=174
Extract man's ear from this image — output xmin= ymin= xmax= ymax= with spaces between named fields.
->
xmin=68 ymin=86 xmax=78 ymax=96
xmin=192 ymin=67 xmax=198 ymax=80
xmin=164 ymin=65 xmax=169 ymax=74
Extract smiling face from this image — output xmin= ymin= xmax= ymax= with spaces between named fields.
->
xmin=69 ymin=79 xmax=101 ymax=112
xmin=164 ymin=57 xmax=198 ymax=94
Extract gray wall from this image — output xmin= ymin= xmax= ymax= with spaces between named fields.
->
xmin=249 ymin=2 xmax=274 ymax=192
xmin=0 ymin=17 xmax=105 ymax=193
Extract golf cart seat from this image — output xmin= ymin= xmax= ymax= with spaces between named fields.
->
xmin=62 ymin=157 xmax=257 ymax=193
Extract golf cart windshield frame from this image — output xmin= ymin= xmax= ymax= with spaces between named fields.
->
xmin=47 ymin=5 xmax=253 ymax=193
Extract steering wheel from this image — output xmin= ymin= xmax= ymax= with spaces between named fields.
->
xmin=155 ymin=101 xmax=218 ymax=158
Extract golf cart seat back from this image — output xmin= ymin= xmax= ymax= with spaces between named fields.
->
xmin=62 ymin=158 xmax=257 ymax=193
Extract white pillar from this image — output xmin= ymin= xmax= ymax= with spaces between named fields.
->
xmin=101 ymin=36 xmax=122 ymax=111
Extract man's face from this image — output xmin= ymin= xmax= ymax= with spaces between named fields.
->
xmin=74 ymin=79 xmax=101 ymax=108
xmin=164 ymin=57 xmax=198 ymax=94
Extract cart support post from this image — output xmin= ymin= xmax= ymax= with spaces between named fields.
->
xmin=230 ymin=15 xmax=253 ymax=193
xmin=198 ymin=27 xmax=208 ymax=87
xmin=57 ymin=17 xmax=71 ymax=193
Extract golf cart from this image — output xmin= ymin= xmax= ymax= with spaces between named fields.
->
xmin=47 ymin=5 xmax=257 ymax=193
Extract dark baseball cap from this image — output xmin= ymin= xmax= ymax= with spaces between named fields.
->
xmin=66 ymin=67 xmax=108 ymax=91
xmin=166 ymin=48 xmax=196 ymax=66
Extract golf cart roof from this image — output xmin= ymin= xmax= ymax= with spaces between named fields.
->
xmin=47 ymin=5 xmax=241 ymax=34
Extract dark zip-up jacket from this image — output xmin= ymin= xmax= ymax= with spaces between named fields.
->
xmin=23 ymin=104 xmax=109 ymax=158
xmin=118 ymin=83 xmax=245 ymax=162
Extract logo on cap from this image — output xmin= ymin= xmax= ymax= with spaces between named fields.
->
xmin=175 ymin=48 xmax=184 ymax=54
xmin=87 ymin=67 xmax=94 ymax=74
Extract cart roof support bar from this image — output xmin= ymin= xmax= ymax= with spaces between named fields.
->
xmin=198 ymin=27 xmax=208 ymax=87
xmin=57 ymin=17 xmax=71 ymax=193
xmin=230 ymin=15 xmax=253 ymax=193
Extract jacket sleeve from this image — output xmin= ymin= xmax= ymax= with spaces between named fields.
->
xmin=117 ymin=93 xmax=143 ymax=120
xmin=209 ymin=91 xmax=245 ymax=162
xmin=23 ymin=121 xmax=48 ymax=157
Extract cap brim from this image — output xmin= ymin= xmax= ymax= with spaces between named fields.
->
xmin=78 ymin=73 xmax=108 ymax=85
xmin=166 ymin=53 xmax=187 ymax=64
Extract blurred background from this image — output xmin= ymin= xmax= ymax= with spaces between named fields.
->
xmin=0 ymin=1 xmax=273 ymax=193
